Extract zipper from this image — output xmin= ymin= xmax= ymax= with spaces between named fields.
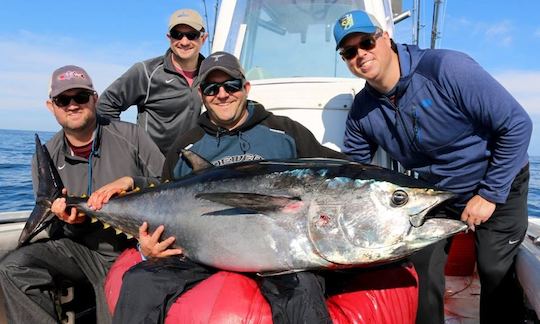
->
xmin=383 ymin=96 xmax=418 ymax=150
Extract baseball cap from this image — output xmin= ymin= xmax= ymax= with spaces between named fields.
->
xmin=49 ymin=65 xmax=95 ymax=98
xmin=334 ymin=10 xmax=383 ymax=49
xmin=168 ymin=9 xmax=205 ymax=32
xmin=199 ymin=52 xmax=245 ymax=82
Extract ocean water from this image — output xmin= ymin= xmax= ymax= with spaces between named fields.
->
xmin=0 ymin=129 xmax=54 ymax=211
xmin=0 ymin=129 xmax=539 ymax=218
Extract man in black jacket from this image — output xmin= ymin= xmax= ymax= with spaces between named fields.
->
xmin=97 ymin=9 xmax=207 ymax=155
xmin=0 ymin=65 xmax=164 ymax=324
xmin=110 ymin=52 xmax=345 ymax=324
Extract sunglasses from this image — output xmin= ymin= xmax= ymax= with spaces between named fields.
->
xmin=169 ymin=29 xmax=201 ymax=41
xmin=339 ymin=32 xmax=382 ymax=60
xmin=200 ymin=79 xmax=244 ymax=96
xmin=52 ymin=91 xmax=94 ymax=108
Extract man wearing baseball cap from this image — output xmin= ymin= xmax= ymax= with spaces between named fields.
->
xmin=334 ymin=9 xmax=531 ymax=324
xmin=110 ymin=51 xmax=345 ymax=323
xmin=97 ymin=8 xmax=208 ymax=155
xmin=0 ymin=65 xmax=164 ymax=324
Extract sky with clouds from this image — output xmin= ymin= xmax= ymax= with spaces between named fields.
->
xmin=0 ymin=0 xmax=539 ymax=155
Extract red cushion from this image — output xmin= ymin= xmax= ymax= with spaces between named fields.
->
xmin=105 ymin=248 xmax=418 ymax=324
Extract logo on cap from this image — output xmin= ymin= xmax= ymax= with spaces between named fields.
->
xmin=58 ymin=71 xmax=87 ymax=81
xmin=339 ymin=14 xmax=354 ymax=30
xmin=210 ymin=54 xmax=225 ymax=62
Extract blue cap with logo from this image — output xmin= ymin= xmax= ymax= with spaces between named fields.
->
xmin=333 ymin=10 xmax=383 ymax=49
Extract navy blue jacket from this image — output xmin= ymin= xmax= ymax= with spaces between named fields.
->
xmin=344 ymin=44 xmax=532 ymax=204
xmin=162 ymin=101 xmax=345 ymax=180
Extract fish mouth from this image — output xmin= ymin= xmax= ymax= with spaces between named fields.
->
xmin=405 ymin=218 xmax=467 ymax=245
xmin=409 ymin=192 xmax=456 ymax=228
xmin=409 ymin=202 xmax=437 ymax=228
xmin=401 ymin=218 xmax=467 ymax=257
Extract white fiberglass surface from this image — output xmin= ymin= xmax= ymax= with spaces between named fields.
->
xmin=224 ymin=0 xmax=372 ymax=79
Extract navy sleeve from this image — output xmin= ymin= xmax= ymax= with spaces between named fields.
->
xmin=438 ymin=52 xmax=532 ymax=203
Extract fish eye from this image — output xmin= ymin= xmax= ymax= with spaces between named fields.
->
xmin=391 ymin=190 xmax=409 ymax=206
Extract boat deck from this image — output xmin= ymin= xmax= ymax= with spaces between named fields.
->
xmin=445 ymin=274 xmax=480 ymax=323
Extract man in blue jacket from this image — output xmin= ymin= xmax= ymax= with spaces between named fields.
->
xmin=333 ymin=9 xmax=532 ymax=324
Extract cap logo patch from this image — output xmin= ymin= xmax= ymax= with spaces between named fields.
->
xmin=58 ymin=71 xmax=86 ymax=81
xmin=339 ymin=14 xmax=354 ymax=30
xmin=211 ymin=54 xmax=225 ymax=62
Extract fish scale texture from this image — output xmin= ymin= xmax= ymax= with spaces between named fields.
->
xmin=105 ymin=248 xmax=418 ymax=323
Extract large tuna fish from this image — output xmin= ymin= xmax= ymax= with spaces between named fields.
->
xmin=20 ymin=135 xmax=466 ymax=273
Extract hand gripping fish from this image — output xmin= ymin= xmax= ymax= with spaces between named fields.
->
xmin=19 ymin=135 xmax=466 ymax=273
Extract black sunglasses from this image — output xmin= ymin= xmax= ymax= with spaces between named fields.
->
xmin=169 ymin=29 xmax=201 ymax=41
xmin=52 ymin=91 xmax=94 ymax=107
xmin=339 ymin=32 xmax=382 ymax=60
xmin=200 ymin=79 xmax=244 ymax=96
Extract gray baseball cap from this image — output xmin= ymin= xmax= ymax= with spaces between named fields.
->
xmin=199 ymin=52 xmax=245 ymax=82
xmin=49 ymin=65 xmax=95 ymax=98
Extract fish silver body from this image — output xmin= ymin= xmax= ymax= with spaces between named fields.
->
xmin=74 ymin=159 xmax=465 ymax=273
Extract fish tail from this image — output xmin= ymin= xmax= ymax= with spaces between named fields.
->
xmin=17 ymin=134 xmax=65 ymax=247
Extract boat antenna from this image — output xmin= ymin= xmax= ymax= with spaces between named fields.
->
xmin=430 ymin=0 xmax=444 ymax=48
xmin=412 ymin=0 xmax=422 ymax=45
xmin=202 ymin=0 xmax=214 ymax=51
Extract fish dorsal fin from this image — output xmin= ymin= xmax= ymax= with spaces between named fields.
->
xmin=181 ymin=149 xmax=213 ymax=172
xmin=195 ymin=192 xmax=303 ymax=213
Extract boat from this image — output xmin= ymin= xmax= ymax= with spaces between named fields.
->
xmin=1 ymin=0 xmax=539 ymax=323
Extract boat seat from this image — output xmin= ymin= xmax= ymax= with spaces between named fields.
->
xmin=55 ymin=279 xmax=96 ymax=324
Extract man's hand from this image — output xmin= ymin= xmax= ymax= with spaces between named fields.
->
xmin=461 ymin=195 xmax=496 ymax=231
xmin=87 ymin=176 xmax=134 ymax=210
xmin=51 ymin=189 xmax=86 ymax=224
xmin=138 ymin=222 xmax=183 ymax=259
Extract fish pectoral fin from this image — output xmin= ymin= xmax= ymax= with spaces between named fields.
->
xmin=195 ymin=192 xmax=303 ymax=213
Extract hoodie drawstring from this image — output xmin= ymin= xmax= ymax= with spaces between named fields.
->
xmin=238 ymin=131 xmax=250 ymax=153
xmin=216 ymin=127 xmax=227 ymax=147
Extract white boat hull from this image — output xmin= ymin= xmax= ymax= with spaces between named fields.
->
xmin=516 ymin=217 xmax=540 ymax=319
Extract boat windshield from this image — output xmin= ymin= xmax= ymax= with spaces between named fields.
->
xmin=221 ymin=0 xmax=389 ymax=80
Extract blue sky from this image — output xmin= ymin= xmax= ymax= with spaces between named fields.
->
xmin=0 ymin=0 xmax=539 ymax=155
